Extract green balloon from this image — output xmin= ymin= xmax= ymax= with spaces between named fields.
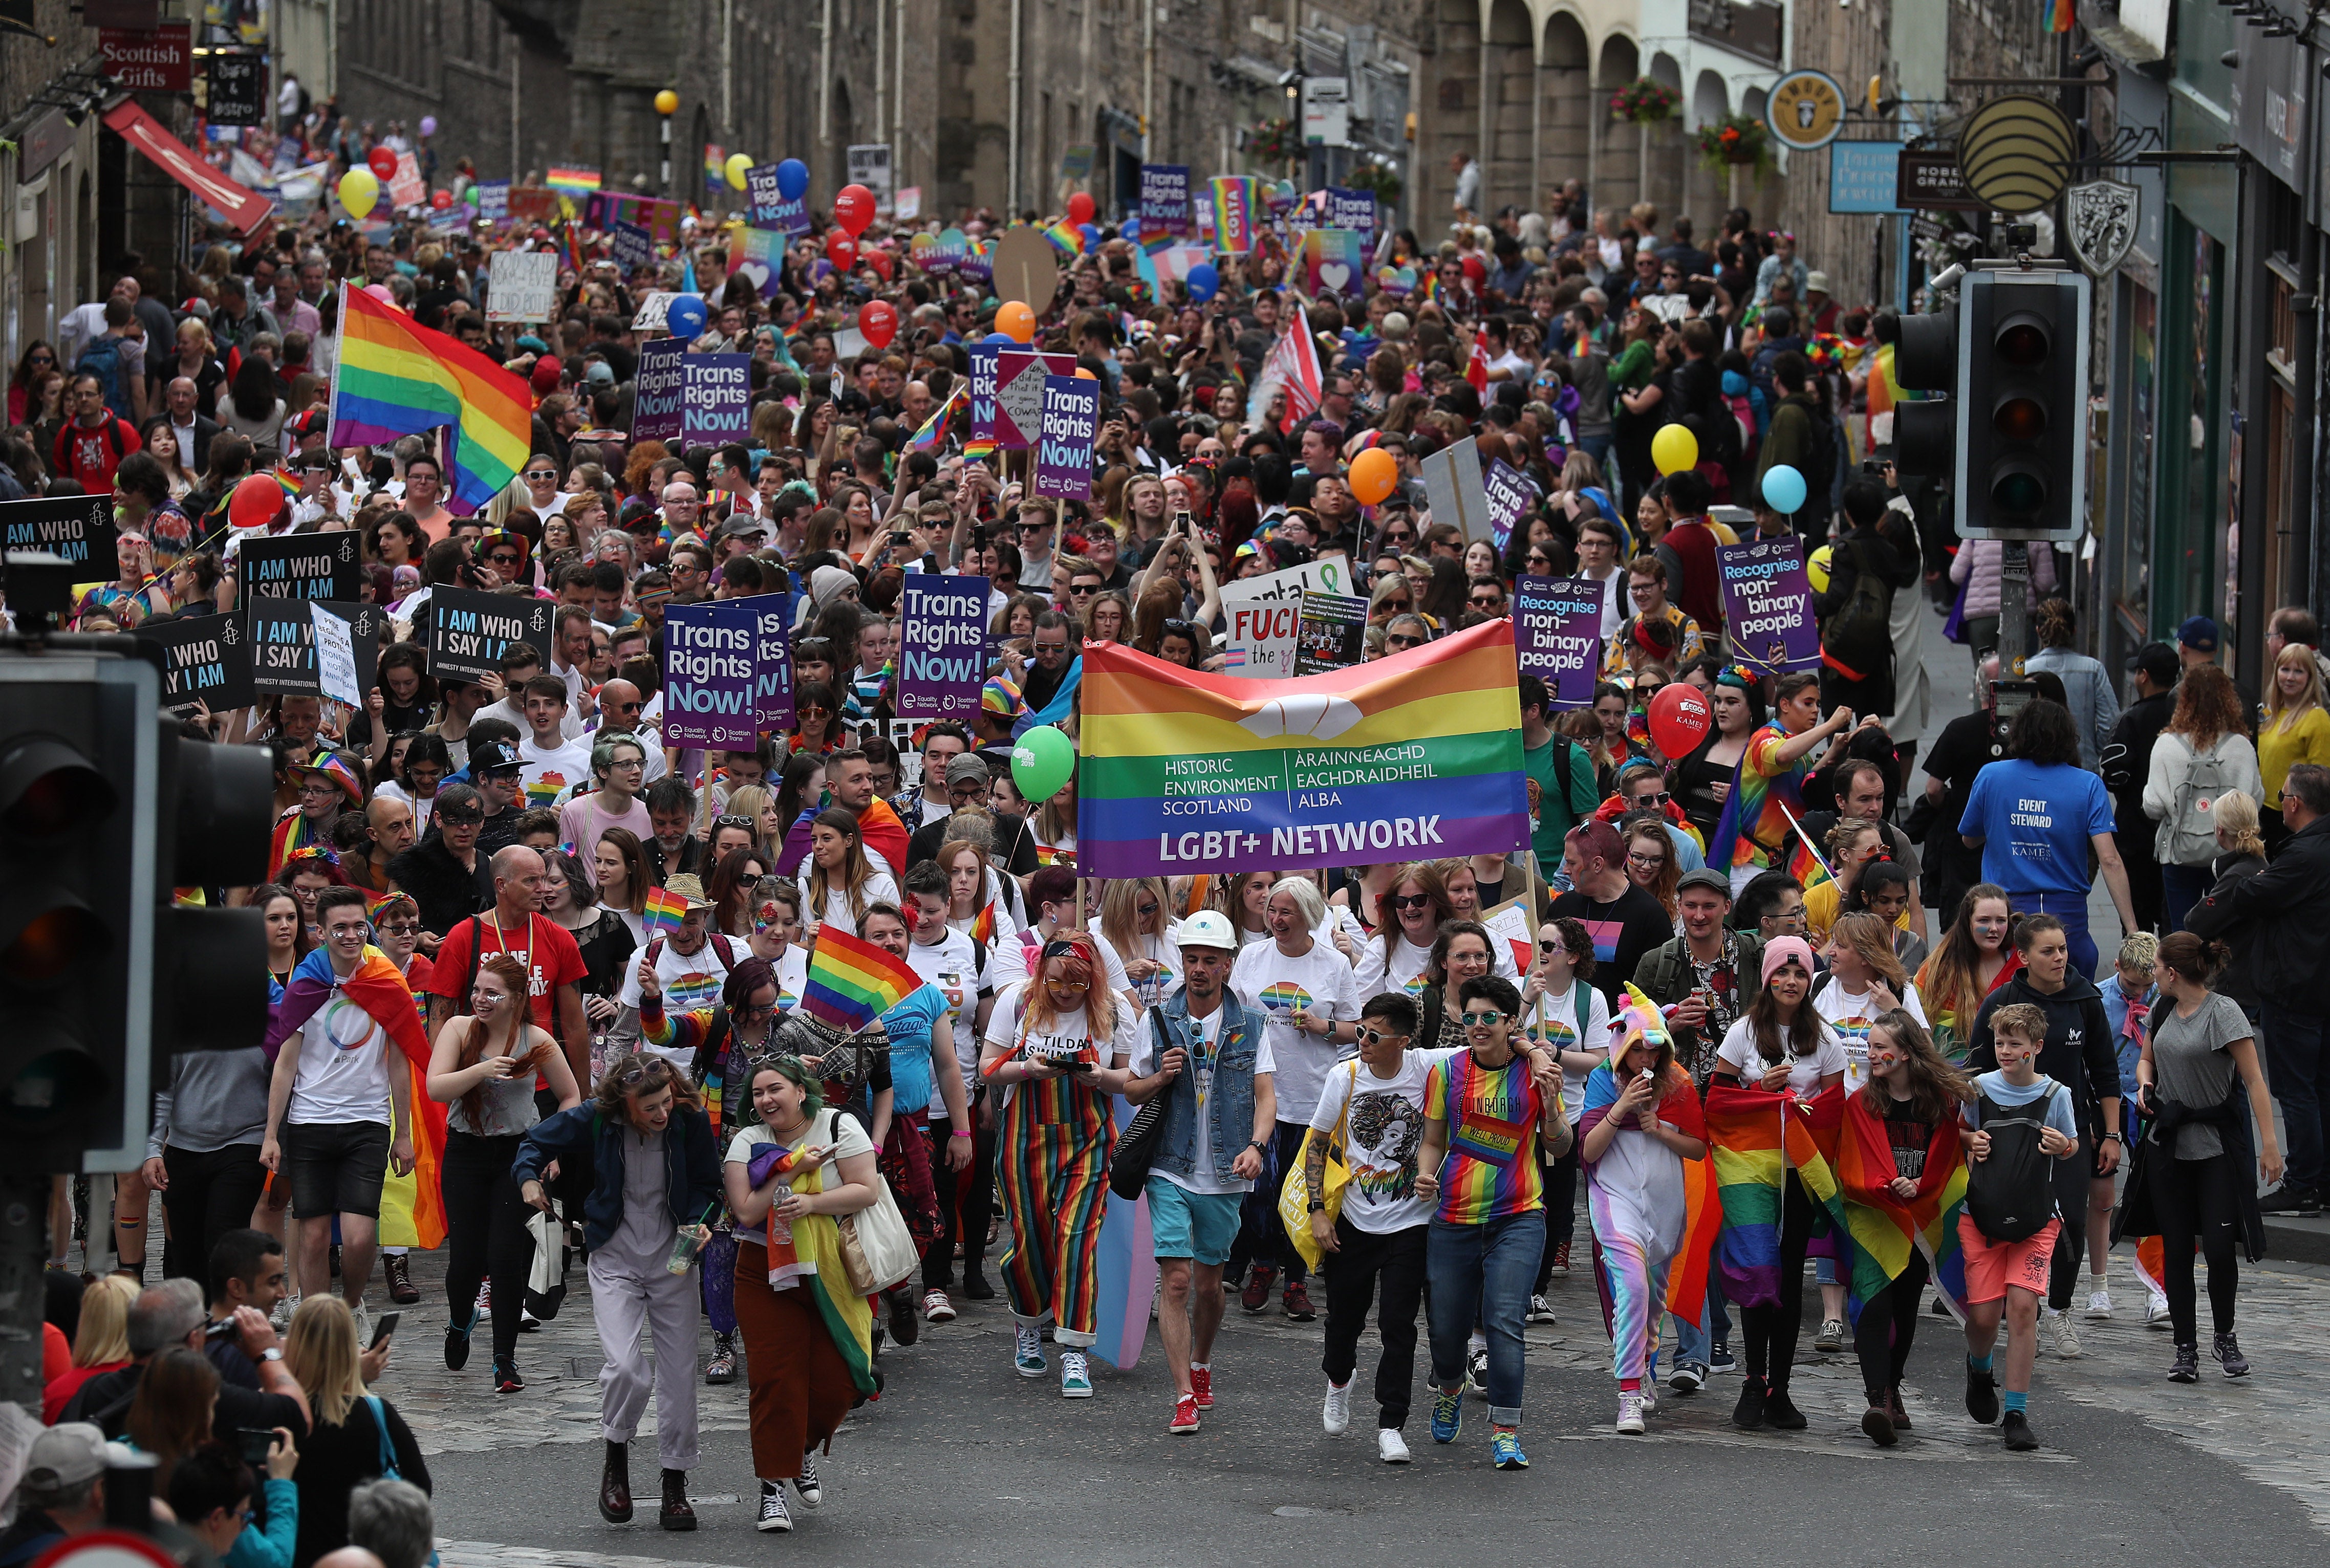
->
xmin=1011 ymin=724 xmax=1076 ymax=803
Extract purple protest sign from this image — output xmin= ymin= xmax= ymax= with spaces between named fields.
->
xmin=661 ymin=601 xmax=758 ymax=750
xmin=743 ymin=163 xmax=809 ymax=234
xmin=608 ymin=220 xmax=654 ymax=275
xmin=681 ymin=353 xmax=752 ymax=445
xmin=630 ymin=336 xmax=686 ymax=443
xmin=1139 ymin=164 xmax=1191 ymax=236
xmin=895 ymin=575 xmax=991 ymax=721
xmin=746 ymin=592 xmax=796 ymax=732
xmin=1481 ymin=459 xmax=1536 ymax=552
xmin=1512 ymin=574 xmax=1606 ymax=709
xmin=1034 ymin=376 xmax=1099 ymax=501
xmin=967 ymin=342 xmax=999 ymax=443
xmin=1326 ymin=187 xmax=1377 ymax=251
xmin=1715 ymin=536 xmax=1821 ymax=675
xmin=995 ymin=350 xmax=1074 ymax=450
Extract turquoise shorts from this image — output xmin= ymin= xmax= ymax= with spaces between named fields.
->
xmin=1146 ymin=1177 xmax=1243 ymax=1266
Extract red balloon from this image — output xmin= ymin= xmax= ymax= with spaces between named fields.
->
xmin=366 ymin=146 xmax=398 ymax=181
xmin=430 ymin=189 xmax=452 ymax=210
xmin=1066 ymin=191 xmax=1095 ymax=226
xmin=229 ymin=472 xmax=285 ymax=531
xmin=833 ymin=183 xmax=876 ymax=236
xmin=862 ymin=248 xmax=893 ymax=282
xmin=1646 ymin=684 xmax=1713 ymax=759
xmin=857 ymin=300 xmax=898 ymax=350
xmin=826 ymin=235 xmax=857 ymax=271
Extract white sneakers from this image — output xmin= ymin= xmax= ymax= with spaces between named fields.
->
xmin=1377 ymin=1428 xmax=1411 ymax=1464
xmin=2085 ymin=1288 xmax=2113 ymax=1320
xmin=2144 ymin=1294 xmax=2173 ymax=1329
xmin=2044 ymin=1309 xmax=2083 ymax=1359
xmin=1322 ymin=1381 xmax=1352 ymax=1434
xmin=1615 ymin=1392 xmax=1647 ymax=1435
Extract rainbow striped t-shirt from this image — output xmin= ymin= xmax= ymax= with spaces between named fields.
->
xmin=1424 ymin=1050 xmax=1545 ymax=1224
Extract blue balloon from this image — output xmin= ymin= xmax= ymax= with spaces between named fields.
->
xmin=1078 ymin=222 xmax=1100 ymax=246
xmin=664 ymin=294 xmax=708 ymax=340
xmin=1186 ymin=263 xmax=1219 ymax=303
xmin=1760 ymin=463 xmax=1808 ymax=514
xmin=1120 ymin=215 xmax=1142 ymax=244
xmin=984 ymin=331 xmax=1016 ymax=345
xmin=775 ymin=158 xmax=810 ymax=201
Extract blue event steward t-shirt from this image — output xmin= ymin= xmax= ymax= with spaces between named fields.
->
xmin=879 ymin=984 xmax=951 ymax=1116
xmin=1957 ymin=759 xmax=2115 ymax=898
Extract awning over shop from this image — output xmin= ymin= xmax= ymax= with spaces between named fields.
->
xmin=100 ymin=97 xmax=271 ymax=234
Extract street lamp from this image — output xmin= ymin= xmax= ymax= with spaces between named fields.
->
xmin=654 ymin=88 xmax=678 ymax=196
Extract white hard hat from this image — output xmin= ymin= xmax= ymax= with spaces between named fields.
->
xmin=1177 ymin=910 xmax=1239 ymax=952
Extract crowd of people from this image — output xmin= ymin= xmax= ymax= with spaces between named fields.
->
xmin=5 ymin=138 xmax=2313 ymax=1547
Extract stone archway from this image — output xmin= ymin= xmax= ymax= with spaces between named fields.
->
xmin=1420 ymin=0 xmax=1484 ymax=230
xmin=1480 ymin=0 xmax=1534 ymax=220
xmin=1597 ymin=32 xmax=1641 ymax=213
xmin=1537 ymin=11 xmax=1590 ymax=213
xmin=1687 ymin=69 xmax=1730 ymax=236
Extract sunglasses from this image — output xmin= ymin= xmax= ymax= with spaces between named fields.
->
xmin=614 ymin=1059 xmax=677 ymax=1089
xmin=1359 ymin=1027 xmax=1408 ymax=1049
xmin=436 ymin=809 xmax=483 ymax=826
xmin=377 ymin=921 xmax=420 ymax=935
xmin=1537 ymin=938 xmax=1568 ymax=954
xmin=1391 ymin=892 xmax=1434 ymax=910
xmin=1048 ymin=977 xmax=1090 ymax=992
xmin=1630 ymin=789 xmax=1672 ymax=807
xmin=1459 ymin=1010 xmax=1506 ymax=1027
xmin=524 ymin=470 xmax=557 ymax=483
xmin=1067 ymin=584 xmax=1098 ymax=597
xmin=714 ymin=814 xmax=753 ymax=830
xmin=797 ymin=704 xmax=831 ymax=717
xmin=1387 ymin=634 xmax=1424 ymax=649
xmin=1469 ymin=594 xmax=1501 ymax=608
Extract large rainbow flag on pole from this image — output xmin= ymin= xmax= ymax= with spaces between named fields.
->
xmin=801 ymin=926 xmax=924 ymax=1034
xmin=1077 ymin=620 xmax=1528 ymax=877
xmin=326 ymin=282 xmax=533 ymax=515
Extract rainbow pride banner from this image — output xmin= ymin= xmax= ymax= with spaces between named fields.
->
xmin=326 ymin=284 xmax=531 ymax=515
xmin=1077 ymin=620 xmax=1528 ymax=877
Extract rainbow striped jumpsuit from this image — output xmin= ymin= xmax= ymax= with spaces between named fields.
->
xmin=995 ymin=1063 xmax=1115 ymax=1348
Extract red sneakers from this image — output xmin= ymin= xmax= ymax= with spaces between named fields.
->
xmin=1282 ymin=1280 xmax=1317 ymax=1320
xmin=1240 ymin=1266 xmax=1276 ymax=1313
xmin=1168 ymin=1393 xmax=1200 ymax=1433
xmin=1190 ymin=1365 xmax=1215 ymax=1409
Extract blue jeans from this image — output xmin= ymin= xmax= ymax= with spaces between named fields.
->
xmin=2012 ymin=889 xmax=2098 ymax=979
xmin=1672 ymin=1275 xmax=1730 ymax=1367
xmin=2261 ymin=1003 xmax=2329 ymax=1193
xmin=1426 ymin=1211 xmax=1544 ymax=1426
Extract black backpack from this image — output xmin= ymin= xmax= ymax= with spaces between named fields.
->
xmin=1964 ymin=1082 xmax=2066 ymax=1242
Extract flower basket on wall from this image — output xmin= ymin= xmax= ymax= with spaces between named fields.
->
xmin=1609 ymin=76 xmax=1679 ymax=125
xmin=1696 ymin=114 xmax=1773 ymax=173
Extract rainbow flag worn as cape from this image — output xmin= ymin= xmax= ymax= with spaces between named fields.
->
xmin=327 ymin=282 xmax=533 ymax=515
xmin=1705 ymin=719 xmax=1829 ymax=885
xmin=641 ymin=885 xmax=689 ymax=935
xmin=264 ymin=946 xmax=447 ymax=1249
xmin=267 ymin=810 xmax=330 ymax=881
xmin=1820 ymin=1086 xmax=1969 ymax=1324
xmin=801 ymin=926 xmax=923 ymax=1033
xmin=1577 ymin=1063 xmax=1720 ymax=1318
xmin=1701 ymin=1082 xmax=1849 ymax=1310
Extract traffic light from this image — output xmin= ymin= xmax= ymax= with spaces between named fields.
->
xmin=1891 ymin=267 xmax=2091 ymax=541
xmin=1954 ymin=268 xmax=2089 ymax=540
xmin=0 ymin=644 xmax=268 ymax=1174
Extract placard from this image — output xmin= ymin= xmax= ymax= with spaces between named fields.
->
xmin=0 ymin=493 xmax=117 ymax=577
xmin=728 ymin=224 xmax=787 ymax=299
xmin=1139 ymin=164 xmax=1191 ymax=236
xmin=966 ymin=341 xmax=1000 ymax=442
xmin=1715 ymin=537 xmax=1821 ymax=674
xmin=236 ymin=530 xmax=361 ymax=602
xmin=423 ymin=586 xmax=552 ymax=683
xmin=246 ymin=596 xmax=380 ymax=697
xmin=748 ymin=592 xmax=796 ymax=731
xmin=1293 ymin=590 xmax=1368 ymax=674
xmin=846 ymin=143 xmax=894 ymax=212
xmin=1481 ymin=458 xmax=1537 ymax=551
xmin=994 ymin=350 xmax=1073 ymax=450
xmin=681 ymin=353 xmax=752 ymax=445
xmin=608 ymin=220 xmax=654 ymax=274
xmin=1325 ymin=187 xmax=1378 ymax=250
xmin=484 ymin=249 xmax=557 ymax=322
xmin=895 ymin=575 xmax=990 ymax=721
xmin=311 ymin=603 xmax=361 ymax=707
xmin=661 ymin=601 xmax=758 ymax=750
xmin=630 ymin=336 xmax=687 ymax=443
xmin=1216 ymin=560 xmax=1359 ymax=680
xmin=473 ymin=180 xmax=510 ymax=225
xmin=1511 ymin=574 xmax=1604 ymax=709
xmin=1303 ymin=228 xmax=1365 ymax=300
xmin=134 ymin=611 xmax=253 ymax=714
xmin=387 ymin=151 xmax=427 ymax=211
xmin=1419 ymin=439 xmax=1491 ymax=545
xmin=631 ymin=291 xmax=677 ymax=331
xmin=1033 ymin=375 xmax=1098 ymax=501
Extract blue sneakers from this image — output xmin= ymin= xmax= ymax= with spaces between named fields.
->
xmin=1429 ymin=1385 xmax=1463 ymax=1444
xmin=1491 ymin=1428 xmax=1528 ymax=1469
xmin=1013 ymin=1324 xmax=1045 ymax=1377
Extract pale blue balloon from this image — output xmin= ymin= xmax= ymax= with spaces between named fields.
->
xmin=1761 ymin=463 xmax=1807 ymax=514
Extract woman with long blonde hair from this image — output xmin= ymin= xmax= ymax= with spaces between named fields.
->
xmin=1098 ymin=876 xmax=1179 ymax=1007
xmin=977 ymin=932 xmax=1139 ymax=1398
xmin=45 ymin=1273 xmax=139 ymax=1422
xmin=283 ymin=1295 xmax=428 ymax=1564
xmin=2258 ymin=643 xmax=2330 ymax=850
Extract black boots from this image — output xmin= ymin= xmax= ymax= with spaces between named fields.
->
xmin=598 ymin=1440 xmax=632 ymax=1524
xmin=659 ymin=1467 xmax=695 ymax=1531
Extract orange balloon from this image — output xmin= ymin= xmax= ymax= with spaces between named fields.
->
xmin=996 ymin=300 xmax=1035 ymax=343
xmin=1349 ymin=446 xmax=1398 ymax=506
xmin=1073 ymin=367 xmax=1097 ymax=380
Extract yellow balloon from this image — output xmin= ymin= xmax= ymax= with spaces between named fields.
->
xmin=1651 ymin=423 xmax=1699 ymax=476
xmin=337 ymin=168 xmax=379 ymax=220
xmin=1807 ymin=545 xmax=1832 ymax=595
xmin=654 ymin=89 xmax=680 ymax=117
xmin=725 ymin=153 xmax=753 ymax=190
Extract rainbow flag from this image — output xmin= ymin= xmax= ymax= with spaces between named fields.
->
xmin=1701 ymin=1082 xmax=1849 ymax=1311
xmin=1075 ymin=620 xmax=1528 ymax=877
xmin=962 ymin=437 xmax=997 ymax=463
xmin=264 ymin=947 xmax=446 ymax=1249
xmin=269 ymin=467 xmax=303 ymax=499
xmin=524 ymin=776 xmax=565 ymax=808
xmin=1820 ymin=1087 xmax=1969 ymax=1324
xmin=1043 ymin=220 xmax=1087 ymax=257
xmin=907 ymin=382 xmax=965 ymax=453
xmin=641 ymin=884 xmax=689 ymax=935
xmin=546 ymin=165 xmax=601 ymax=194
xmin=801 ymin=926 xmax=923 ymax=1033
xmin=969 ymin=901 xmax=997 ymax=946
xmin=327 ymin=284 xmax=532 ymax=515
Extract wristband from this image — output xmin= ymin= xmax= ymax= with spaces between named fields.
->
xmin=950 ymin=1130 xmax=972 ymax=1139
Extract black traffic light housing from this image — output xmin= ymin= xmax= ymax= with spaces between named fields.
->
xmin=1955 ymin=268 xmax=2090 ymax=539
xmin=1893 ymin=306 xmax=1959 ymax=483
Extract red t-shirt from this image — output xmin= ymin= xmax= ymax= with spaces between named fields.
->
xmin=52 ymin=416 xmax=141 ymax=494
xmin=424 ymin=912 xmax=586 ymax=1035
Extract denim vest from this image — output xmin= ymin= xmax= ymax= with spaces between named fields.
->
xmin=1146 ymin=991 xmax=1261 ymax=1186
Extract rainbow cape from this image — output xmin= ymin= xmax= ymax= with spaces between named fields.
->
xmin=1701 ymin=1082 xmax=1849 ymax=1310
xmin=801 ymin=926 xmax=923 ymax=1033
xmin=1705 ymin=719 xmax=1830 ymax=885
xmin=744 ymin=1142 xmax=878 ymax=1392
xmin=1820 ymin=1087 xmax=1969 ymax=1324
xmin=1577 ymin=1062 xmax=1720 ymax=1318
xmin=1075 ymin=620 xmax=1528 ymax=877
xmin=641 ymin=884 xmax=689 ymax=935
xmin=267 ymin=810 xmax=331 ymax=880
xmin=326 ymin=282 xmax=533 ymax=515
xmin=263 ymin=946 xmax=447 ymax=1249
